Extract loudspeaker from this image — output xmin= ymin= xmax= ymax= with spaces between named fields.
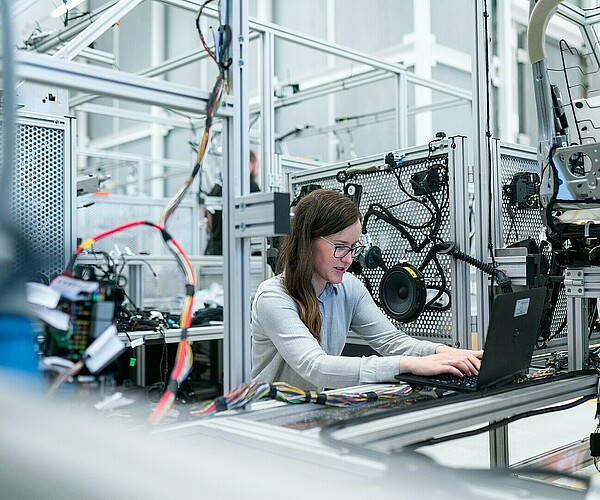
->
xmin=379 ymin=263 xmax=427 ymax=322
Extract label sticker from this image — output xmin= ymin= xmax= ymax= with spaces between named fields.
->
xmin=51 ymin=275 xmax=99 ymax=301
xmin=130 ymin=337 xmax=144 ymax=348
xmin=514 ymin=297 xmax=530 ymax=317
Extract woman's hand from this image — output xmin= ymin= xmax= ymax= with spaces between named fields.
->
xmin=400 ymin=346 xmax=483 ymax=377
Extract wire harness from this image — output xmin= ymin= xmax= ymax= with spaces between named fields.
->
xmin=189 ymin=381 xmax=413 ymax=418
xmin=48 ymin=1 xmax=232 ymax=424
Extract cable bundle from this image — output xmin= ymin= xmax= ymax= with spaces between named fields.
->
xmin=190 ymin=381 xmax=273 ymax=417
xmin=159 ymin=75 xmax=224 ymax=228
xmin=189 ymin=382 xmax=413 ymax=418
xmin=48 ymin=2 xmax=232 ymax=421
xmin=274 ymin=383 xmax=413 ymax=407
xmin=148 ymin=338 xmax=194 ymax=423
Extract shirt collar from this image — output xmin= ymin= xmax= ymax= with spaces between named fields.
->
xmin=279 ymin=271 xmax=340 ymax=298
xmin=319 ymin=282 xmax=339 ymax=299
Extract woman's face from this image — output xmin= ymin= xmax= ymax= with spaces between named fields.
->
xmin=311 ymin=219 xmax=362 ymax=294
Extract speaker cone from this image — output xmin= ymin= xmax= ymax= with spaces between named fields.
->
xmin=379 ymin=264 xmax=427 ymax=322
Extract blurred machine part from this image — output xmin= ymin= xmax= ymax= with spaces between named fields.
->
xmin=76 ymin=174 xmax=101 ymax=196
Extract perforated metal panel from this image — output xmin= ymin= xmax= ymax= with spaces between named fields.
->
xmin=289 ymin=138 xmax=472 ymax=345
xmin=491 ymin=143 xmax=543 ymax=247
xmin=0 ymin=113 xmax=74 ymax=280
xmin=490 ymin=141 xmax=568 ymax=348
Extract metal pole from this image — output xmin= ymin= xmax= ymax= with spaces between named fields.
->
xmin=223 ymin=0 xmax=251 ymax=392
xmin=489 ymin=426 xmax=509 ymax=468
xmin=396 ymin=73 xmax=408 ymax=149
xmin=473 ymin=0 xmax=493 ymax=344
xmin=260 ymin=30 xmax=276 ymax=279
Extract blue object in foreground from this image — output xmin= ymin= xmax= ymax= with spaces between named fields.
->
xmin=0 ymin=314 xmax=39 ymax=375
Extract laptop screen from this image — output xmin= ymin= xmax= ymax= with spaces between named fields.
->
xmin=396 ymin=287 xmax=547 ymax=392
xmin=477 ymin=287 xmax=546 ymax=388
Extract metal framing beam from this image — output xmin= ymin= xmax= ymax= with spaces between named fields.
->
xmin=274 ymin=98 xmax=468 ymax=142
xmin=141 ymin=31 xmax=261 ymax=78
xmin=223 ymin=0 xmax=251 ymax=392
xmin=161 ymin=0 xmax=471 ymax=101
xmin=76 ymin=103 xmax=204 ymax=128
xmin=53 ymin=0 xmax=144 ymax=61
xmin=326 ymin=374 xmax=598 ymax=452
xmin=13 ymin=51 xmax=233 ymax=116
xmin=158 ymin=0 xmax=470 ymax=167
xmin=563 ymin=267 xmax=600 ymax=371
xmin=396 ymin=72 xmax=408 ymax=148
xmin=260 ymin=30 xmax=275 ymax=191
xmin=29 ymin=0 xmax=472 ymax=171
xmin=26 ymin=1 xmax=117 ymax=53
xmin=473 ymin=0 xmax=493 ymax=344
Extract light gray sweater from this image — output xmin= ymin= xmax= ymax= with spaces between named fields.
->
xmin=250 ymin=273 xmax=441 ymax=390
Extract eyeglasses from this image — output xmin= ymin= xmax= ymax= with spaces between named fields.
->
xmin=320 ymin=236 xmax=366 ymax=259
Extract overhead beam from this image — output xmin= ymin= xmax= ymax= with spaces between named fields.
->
xmin=76 ymin=103 xmax=204 ymax=128
xmin=29 ymin=2 xmax=118 ymax=53
xmin=141 ymin=31 xmax=260 ymax=78
xmin=13 ymin=51 xmax=234 ymax=116
xmin=53 ymin=0 xmax=145 ymax=61
xmin=161 ymin=0 xmax=470 ymax=102
xmin=275 ymin=98 xmax=467 ymax=142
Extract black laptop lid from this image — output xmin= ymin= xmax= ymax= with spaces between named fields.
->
xmin=477 ymin=287 xmax=546 ymax=388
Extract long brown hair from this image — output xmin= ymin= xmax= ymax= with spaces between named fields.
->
xmin=277 ymin=189 xmax=360 ymax=342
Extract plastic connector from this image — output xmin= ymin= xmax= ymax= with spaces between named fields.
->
xmin=495 ymin=270 xmax=514 ymax=294
xmin=364 ymin=245 xmax=385 ymax=270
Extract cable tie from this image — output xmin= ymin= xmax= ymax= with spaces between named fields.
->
xmin=304 ymin=391 xmax=311 ymax=403
xmin=214 ymin=395 xmax=228 ymax=412
xmin=167 ymin=379 xmax=179 ymax=394
xmin=315 ymin=393 xmax=327 ymax=405
xmin=185 ymin=284 xmax=195 ymax=296
xmin=365 ymin=391 xmax=378 ymax=402
xmin=268 ymin=385 xmax=278 ymax=399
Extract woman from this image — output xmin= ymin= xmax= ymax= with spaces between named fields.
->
xmin=251 ymin=189 xmax=482 ymax=390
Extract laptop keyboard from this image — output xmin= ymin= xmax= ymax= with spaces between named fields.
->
xmin=426 ymin=373 xmax=479 ymax=390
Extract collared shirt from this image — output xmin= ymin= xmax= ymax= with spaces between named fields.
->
xmin=251 ymin=273 xmax=441 ymax=390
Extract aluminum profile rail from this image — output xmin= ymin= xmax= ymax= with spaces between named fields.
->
xmin=12 ymin=51 xmax=233 ymax=116
xmin=324 ymin=373 xmax=598 ymax=453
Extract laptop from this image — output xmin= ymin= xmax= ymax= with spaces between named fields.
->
xmin=396 ymin=287 xmax=546 ymax=392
